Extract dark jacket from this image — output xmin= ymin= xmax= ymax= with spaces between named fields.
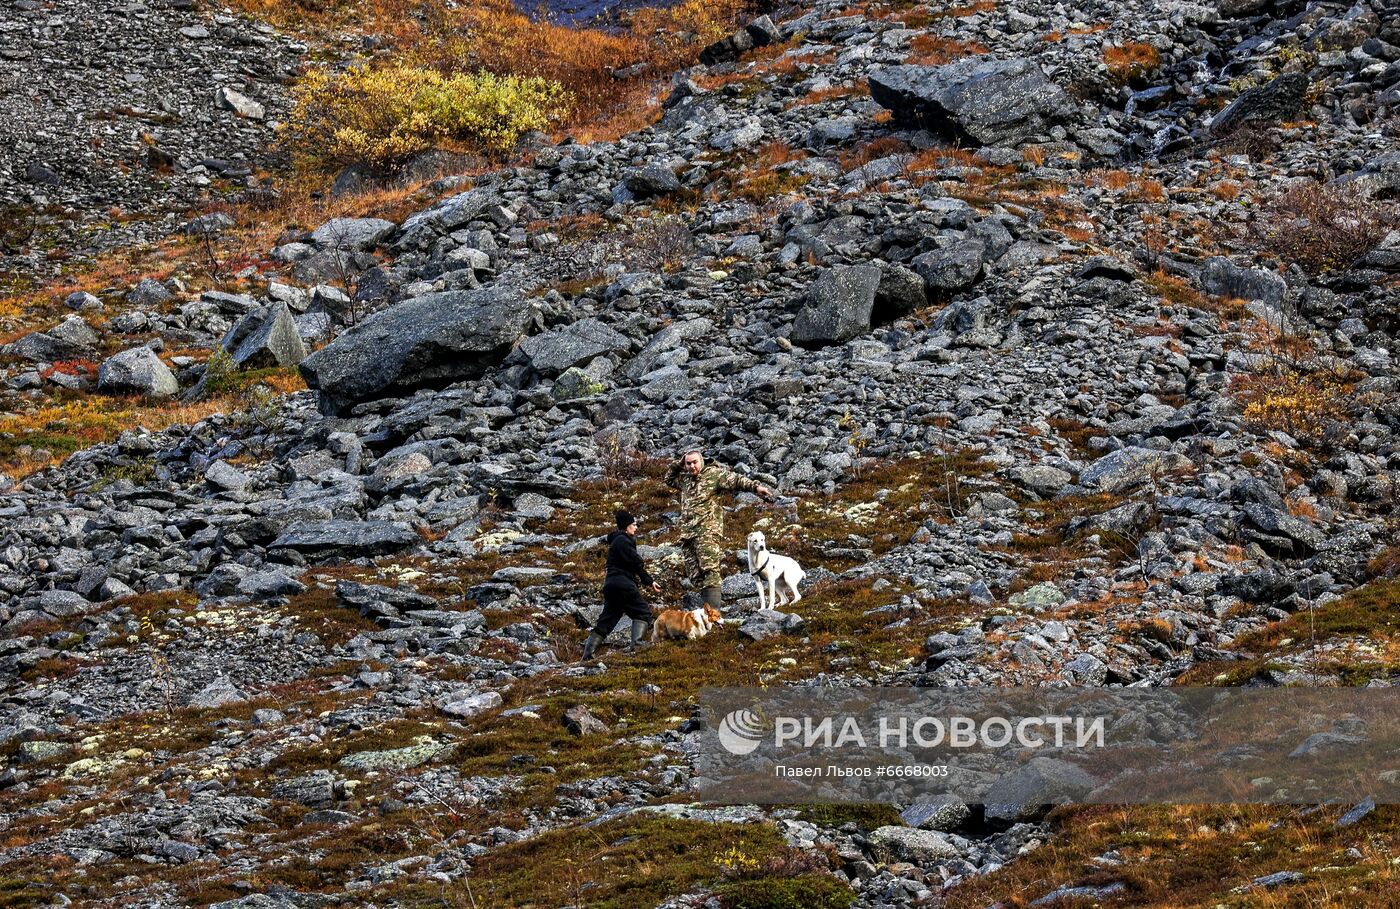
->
xmin=603 ymin=529 xmax=654 ymax=589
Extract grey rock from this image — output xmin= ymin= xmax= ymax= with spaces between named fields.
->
xmin=205 ymin=459 xmax=251 ymax=491
xmin=562 ymin=704 xmax=608 ymax=736
xmin=869 ymin=57 xmax=1073 ymax=146
xmin=98 ymin=346 xmax=179 ymax=398
xmin=1007 ymin=464 xmax=1072 ymax=498
xmin=521 ymin=318 xmax=630 ymax=375
xmin=875 ymin=264 xmax=928 ymax=319
xmin=156 ymin=840 xmax=200 ymax=863
xmin=215 ymin=85 xmax=264 ymax=120
xmin=622 ymin=164 xmax=681 ymax=197
xmin=33 ymin=590 xmax=90 ymax=617
xmin=914 ymin=241 xmax=986 ymax=293
xmin=984 ymin=757 xmax=1097 ymax=822
xmin=311 ymin=217 xmax=396 ymax=251
xmin=1207 ymin=73 xmax=1309 ymax=137
xmin=1063 ymin=653 xmax=1108 ymax=685
xmin=437 ymin=691 xmax=503 ymax=719
xmin=223 ymin=302 xmax=308 ymax=369
xmin=737 ymin=609 xmax=806 ymax=640
xmin=1336 ymin=796 xmax=1375 ymax=827
xmin=1198 ymin=257 xmax=1286 ymax=306
xmin=236 ymin=569 xmax=307 ymax=599
xmin=1031 ymin=883 xmax=1127 ymax=906
xmin=1332 ymin=151 xmax=1400 ymax=199
xmin=552 ymin=366 xmax=606 ymax=401
xmin=269 ymin=520 xmax=420 ymax=561
xmin=791 ymin=265 xmax=882 ymax=347
xmin=188 ymin=676 xmax=248 ymax=709
xmin=699 ymin=15 xmax=779 ymax=65
xmin=4 ymin=329 xmax=93 ymax=363
xmin=300 ymin=286 xmax=533 ymax=413
xmin=338 ymin=741 xmax=452 ymax=772
xmin=1079 ymin=447 xmax=1191 ymax=493
xmin=900 ymin=794 xmax=970 ymax=831
xmin=127 ymin=278 xmax=173 ymax=306
xmin=17 ymin=740 xmax=71 ymax=764
xmin=868 ymin=826 xmax=960 ymax=862
xmin=1009 ymin=584 xmax=1066 ymax=609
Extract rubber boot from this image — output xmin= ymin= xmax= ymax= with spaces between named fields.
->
xmin=581 ymin=632 xmax=604 ymax=660
xmin=702 ymin=586 xmax=723 ymax=610
xmin=628 ymin=619 xmax=649 ymax=650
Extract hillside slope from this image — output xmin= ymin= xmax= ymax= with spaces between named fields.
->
xmin=1 ymin=0 xmax=1399 ymax=907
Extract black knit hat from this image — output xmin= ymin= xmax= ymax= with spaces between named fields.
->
xmin=615 ymin=508 xmax=636 ymax=531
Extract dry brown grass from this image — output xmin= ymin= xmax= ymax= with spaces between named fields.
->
xmin=942 ymin=802 xmax=1400 ymax=909
xmin=905 ymin=34 xmax=988 ymax=65
xmin=1104 ymin=41 xmax=1161 ymax=84
xmin=839 ymin=136 xmax=910 ymax=172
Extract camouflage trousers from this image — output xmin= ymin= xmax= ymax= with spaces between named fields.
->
xmin=682 ymin=535 xmax=725 ymax=590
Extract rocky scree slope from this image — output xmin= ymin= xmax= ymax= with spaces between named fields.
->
xmin=0 ymin=0 xmax=304 ymax=282
xmin=2 ymin=0 xmax=1400 ymax=906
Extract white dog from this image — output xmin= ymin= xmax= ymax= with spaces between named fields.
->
xmin=746 ymin=531 xmax=805 ymax=609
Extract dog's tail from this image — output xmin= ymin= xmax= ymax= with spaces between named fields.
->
xmin=650 ymin=620 xmax=661 ymax=642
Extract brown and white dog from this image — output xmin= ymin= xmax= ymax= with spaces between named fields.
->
xmin=651 ymin=603 xmax=724 ymax=641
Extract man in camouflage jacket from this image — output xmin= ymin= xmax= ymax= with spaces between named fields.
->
xmin=666 ymin=450 xmax=775 ymax=609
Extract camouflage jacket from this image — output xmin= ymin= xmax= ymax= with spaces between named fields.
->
xmin=667 ymin=462 xmax=761 ymax=540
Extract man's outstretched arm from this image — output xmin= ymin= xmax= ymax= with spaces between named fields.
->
xmin=715 ymin=466 xmax=774 ymax=499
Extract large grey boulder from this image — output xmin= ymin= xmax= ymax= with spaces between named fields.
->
xmin=900 ymin=794 xmax=971 ymax=831
xmin=1331 ymin=151 xmax=1400 ymax=199
xmin=222 ymin=302 xmax=308 ymax=369
xmin=868 ymin=826 xmax=961 ymax=862
xmin=875 ymin=264 xmax=928 ymax=320
xmin=1198 ymin=257 xmax=1287 ymax=306
xmin=622 ymin=164 xmax=681 ymax=197
xmin=984 ymin=757 xmax=1097 ymax=822
xmin=869 ymin=57 xmax=1072 ymax=146
xmin=299 ymin=286 xmax=533 ymax=414
xmin=913 ymin=240 xmax=986 ymax=293
xmin=520 ymin=318 xmax=630 ymax=375
xmin=311 ymin=217 xmax=396 ymax=251
xmin=790 ymin=265 xmax=882 ymax=347
xmin=48 ymin=314 xmax=100 ymax=349
xmin=98 ymin=346 xmax=179 ymax=398
xmin=188 ymin=676 xmax=248 ymax=709
xmin=126 ymin=278 xmax=173 ymax=306
xmin=4 ymin=330 xmax=92 ymax=363
xmin=1079 ymin=447 xmax=1192 ymax=493
xmin=269 ymin=520 xmax=420 ymax=561
xmin=1207 ymin=72 xmax=1309 ymax=137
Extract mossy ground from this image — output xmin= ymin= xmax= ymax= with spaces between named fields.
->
xmin=941 ymin=802 xmax=1400 ymax=909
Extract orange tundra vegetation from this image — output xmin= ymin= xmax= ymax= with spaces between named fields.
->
xmin=229 ymin=0 xmax=749 ymax=131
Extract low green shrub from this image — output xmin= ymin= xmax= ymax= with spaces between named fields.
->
xmin=715 ymin=873 xmax=855 ymax=909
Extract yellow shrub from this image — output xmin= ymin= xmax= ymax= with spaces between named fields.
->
xmin=1230 ymin=367 xmax=1355 ymax=447
xmin=289 ymin=65 xmax=572 ymax=173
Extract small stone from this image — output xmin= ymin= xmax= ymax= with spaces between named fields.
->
xmin=562 ymin=705 xmax=608 ymax=736
xmin=188 ymin=676 xmax=248 ymax=710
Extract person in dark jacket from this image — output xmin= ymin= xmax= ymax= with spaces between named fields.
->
xmin=581 ymin=509 xmax=661 ymax=660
